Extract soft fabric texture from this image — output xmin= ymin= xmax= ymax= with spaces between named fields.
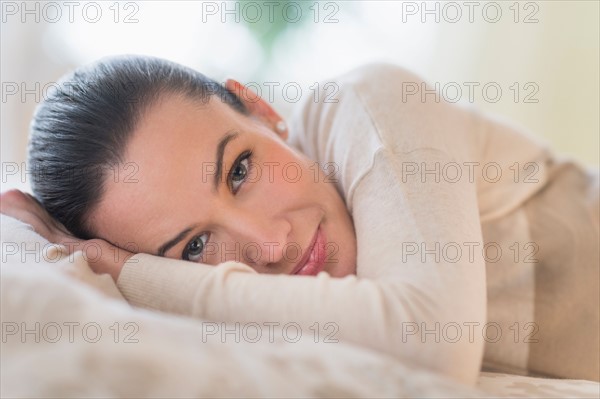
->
xmin=2 ymin=218 xmax=599 ymax=398
xmin=111 ymin=63 xmax=599 ymax=382
xmin=0 ymin=226 xmax=485 ymax=398
xmin=0 ymin=213 xmax=125 ymax=301
xmin=476 ymin=372 xmax=600 ymax=398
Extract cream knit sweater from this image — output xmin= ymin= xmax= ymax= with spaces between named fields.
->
xmin=116 ymin=64 xmax=600 ymax=384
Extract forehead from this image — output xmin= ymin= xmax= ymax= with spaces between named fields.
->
xmin=126 ymin=93 xmax=240 ymax=189
xmin=132 ymin=93 xmax=236 ymax=153
xmin=89 ymin=93 xmax=242 ymax=246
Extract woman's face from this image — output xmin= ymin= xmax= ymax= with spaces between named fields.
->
xmin=88 ymin=89 xmax=357 ymax=277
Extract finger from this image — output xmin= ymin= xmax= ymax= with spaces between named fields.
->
xmin=21 ymin=192 xmax=73 ymax=236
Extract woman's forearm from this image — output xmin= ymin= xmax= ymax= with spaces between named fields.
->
xmin=116 ymin=249 xmax=485 ymax=386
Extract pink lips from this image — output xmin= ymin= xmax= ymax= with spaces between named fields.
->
xmin=292 ymin=225 xmax=327 ymax=276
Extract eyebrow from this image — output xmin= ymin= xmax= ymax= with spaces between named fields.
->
xmin=214 ymin=131 xmax=239 ymax=192
xmin=157 ymin=226 xmax=196 ymax=257
xmin=156 ymin=131 xmax=239 ymax=257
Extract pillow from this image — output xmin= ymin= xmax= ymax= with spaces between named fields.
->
xmin=1 ymin=213 xmax=125 ymax=301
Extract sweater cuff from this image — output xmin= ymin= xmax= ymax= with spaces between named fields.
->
xmin=116 ymin=254 xmax=193 ymax=314
xmin=115 ymin=253 xmax=255 ymax=316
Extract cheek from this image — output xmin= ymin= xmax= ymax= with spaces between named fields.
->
xmin=273 ymin=154 xmax=323 ymax=202
xmin=251 ymin=142 xmax=315 ymax=197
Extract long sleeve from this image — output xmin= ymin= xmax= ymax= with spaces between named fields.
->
xmin=113 ymin=64 xmax=531 ymax=386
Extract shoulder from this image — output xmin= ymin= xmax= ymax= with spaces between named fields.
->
xmin=289 ymin=62 xmax=427 ymax=153
xmin=300 ymin=63 xmax=482 ymax=160
xmin=336 ymin=62 xmax=426 ymax=95
xmin=300 ymin=63 xmax=427 ymax=121
xmin=289 ymin=64 xmax=410 ymax=206
xmin=289 ymin=62 xmax=480 ymax=204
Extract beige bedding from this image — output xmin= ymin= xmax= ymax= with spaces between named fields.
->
xmin=1 ymin=213 xmax=598 ymax=397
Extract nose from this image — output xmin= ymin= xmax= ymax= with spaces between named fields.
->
xmin=221 ymin=209 xmax=291 ymax=270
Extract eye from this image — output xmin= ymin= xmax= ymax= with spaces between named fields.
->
xmin=228 ymin=150 xmax=253 ymax=194
xmin=183 ymin=233 xmax=210 ymax=262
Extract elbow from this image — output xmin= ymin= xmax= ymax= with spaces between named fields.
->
xmin=428 ymin=330 xmax=485 ymax=386
xmin=385 ymin=286 xmax=486 ymax=386
xmin=427 ymin=288 xmax=487 ymax=386
xmin=391 ymin=313 xmax=485 ymax=386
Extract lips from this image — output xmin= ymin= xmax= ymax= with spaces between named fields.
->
xmin=291 ymin=225 xmax=327 ymax=276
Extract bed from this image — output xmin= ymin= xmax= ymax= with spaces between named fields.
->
xmin=1 ymin=213 xmax=598 ymax=398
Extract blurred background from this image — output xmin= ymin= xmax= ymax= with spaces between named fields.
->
xmin=2 ymin=0 xmax=598 ymax=192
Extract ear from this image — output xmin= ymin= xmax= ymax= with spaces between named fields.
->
xmin=224 ymin=79 xmax=288 ymax=140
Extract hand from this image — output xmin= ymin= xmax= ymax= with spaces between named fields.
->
xmin=1 ymin=189 xmax=76 ymax=245
xmin=1 ymin=189 xmax=134 ymax=282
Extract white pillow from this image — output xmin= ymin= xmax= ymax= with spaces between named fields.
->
xmin=1 ymin=213 xmax=125 ymax=301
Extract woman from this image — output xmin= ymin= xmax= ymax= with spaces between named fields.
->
xmin=2 ymin=55 xmax=598 ymax=384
